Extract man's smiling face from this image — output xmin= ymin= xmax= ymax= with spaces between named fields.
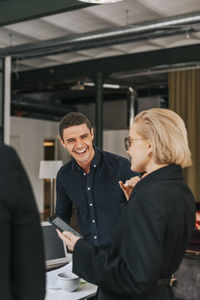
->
xmin=61 ymin=123 xmax=94 ymax=167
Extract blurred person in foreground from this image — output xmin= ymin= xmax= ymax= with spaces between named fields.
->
xmin=0 ymin=144 xmax=45 ymax=300
xmin=57 ymin=108 xmax=196 ymax=300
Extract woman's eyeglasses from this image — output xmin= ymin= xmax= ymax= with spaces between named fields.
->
xmin=124 ymin=137 xmax=146 ymax=150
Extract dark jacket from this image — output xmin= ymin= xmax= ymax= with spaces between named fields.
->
xmin=0 ymin=144 xmax=45 ymax=300
xmin=73 ymin=164 xmax=196 ymax=300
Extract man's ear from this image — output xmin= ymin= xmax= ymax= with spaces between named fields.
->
xmin=60 ymin=137 xmax=67 ymax=149
xmin=91 ymin=128 xmax=94 ymax=141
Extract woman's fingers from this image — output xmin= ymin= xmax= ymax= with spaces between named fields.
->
xmin=119 ymin=180 xmax=132 ymax=201
xmin=119 ymin=180 xmax=125 ymax=189
xmin=56 ymin=229 xmax=80 ymax=251
xmin=119 ymin=176 xmax=142 ymax=201
xmin=127 ymin=176 xmax=141 ymax=187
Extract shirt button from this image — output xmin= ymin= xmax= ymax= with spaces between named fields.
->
xmin=93 ymin=165 xmax=96 ymax=168
xmin=83 ymin=172 xmax=86 ymax=176
xmin=88 ymin=187 xmax=91 ymax=190
xmin=94 ymin=236 xmax=97 ymax=239
xmin=89 ymin=203 xmax=93 ymax=206
xmin=92 ymin=219 xmax=95 ymax=223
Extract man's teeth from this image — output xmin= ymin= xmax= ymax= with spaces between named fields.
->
xmin=76 ymin=149 xmax=86 ymax=154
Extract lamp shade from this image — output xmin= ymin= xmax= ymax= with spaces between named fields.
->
xmin=39 ymin=160 xmax=63 ymax=179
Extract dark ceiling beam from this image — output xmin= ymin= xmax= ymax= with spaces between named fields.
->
xmin=11 ymin=97 xmax=77 ymax=115
xmin=12 ymin=44 xmax=200 ymax=88
xmin=0 ymin=0 xmax=91 ymax=26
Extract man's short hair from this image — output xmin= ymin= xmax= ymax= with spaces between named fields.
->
xmin=59 ymin=112 xmax=92 ymax=140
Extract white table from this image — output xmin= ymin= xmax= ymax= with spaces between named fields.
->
xmin=45 ymin=262 xmax=97 ymax=300
xmin=45 ymin=282 xmax=97 ymax=300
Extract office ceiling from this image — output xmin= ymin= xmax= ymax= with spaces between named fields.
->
xmin=0 ymin=0 xmax=200 ymax=72
xmin=1 ymin=0 xmax=200 ymax=121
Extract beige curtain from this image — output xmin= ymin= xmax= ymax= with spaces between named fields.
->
xmin=168 ymin=69 xmax=200 ymax=203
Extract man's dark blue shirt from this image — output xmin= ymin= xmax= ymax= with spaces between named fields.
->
xmin=56 ymin=147 xmax=138 ymax=251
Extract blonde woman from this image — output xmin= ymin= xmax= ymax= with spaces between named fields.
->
xmin=58 ymin=108 xmax=195 ymax=300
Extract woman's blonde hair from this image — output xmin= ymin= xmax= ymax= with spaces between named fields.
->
xmin=133 ymin=108 xmax=192 ymax=168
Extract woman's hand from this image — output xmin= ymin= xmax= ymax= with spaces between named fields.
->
xmin=119 ymin=174 xmax=147 ymax=201
xmin=119 ymin=176 xmax=141 ymax=201
xmin=57 ymin=230 xmax=81 ymax=252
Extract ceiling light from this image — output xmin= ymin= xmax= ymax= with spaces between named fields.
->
xmin=84 ymin=82 xmax=121 ymax=89
xmin=103 ymin=83 xmax=120 ymax=89
xmin=78 ymin=0 xmax=123 ymax=4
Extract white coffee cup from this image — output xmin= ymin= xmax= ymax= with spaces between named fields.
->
xmin=57 ymin=272 xmax=80 ymax=292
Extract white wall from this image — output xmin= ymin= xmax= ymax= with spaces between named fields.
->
xmin=10 ymin=117 xmax=59 ymax=212
xmin=103 ymin=129 xmax=129 ymax=159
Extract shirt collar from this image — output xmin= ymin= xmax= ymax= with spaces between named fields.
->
xmin=73 ymin=145 xmax=101 ymax=172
